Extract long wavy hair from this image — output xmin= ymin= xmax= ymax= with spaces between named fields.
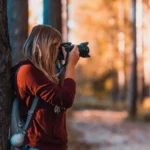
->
xmin=23 ymin=25 xmax=61 ymax=84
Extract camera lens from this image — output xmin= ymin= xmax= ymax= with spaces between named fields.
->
xmin=78 ymin=42 xmax=90 ymax=58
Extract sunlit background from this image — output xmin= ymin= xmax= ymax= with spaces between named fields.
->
xmin=28 ymin=0 xmax=150 ymax=110
xmin=28 ymin=0 xmax=43 ymax=33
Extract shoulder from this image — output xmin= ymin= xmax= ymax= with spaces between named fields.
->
xmin=17 ymin=59 xmax=41 ymax=75
xmin=17 ymin=61 xmax=52 ymax=86
xmin=12 ymin=60 xmax=40 ymax=77
xmin=18 ymin=63 xmax=39 ymax=77
xmin=17 ymin=62 xmax=49 ymax=83
xmin=19 ymin=63 xmax=37 ymax=73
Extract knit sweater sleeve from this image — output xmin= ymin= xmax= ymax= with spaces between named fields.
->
xmin=17 ymin=64 xmax=76 ymax=108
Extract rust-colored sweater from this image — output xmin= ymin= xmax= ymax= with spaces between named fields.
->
xmin=11 ymin=60 xmax=76 ymax=150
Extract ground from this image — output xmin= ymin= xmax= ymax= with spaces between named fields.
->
xmin=67 ymin=110 xmax=150 ymax=150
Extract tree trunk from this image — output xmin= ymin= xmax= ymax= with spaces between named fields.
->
xmin=118 ymin=0 xmax=126 ymax=101
xmin=7 ymin=0 xmax=28 ymax=65
xmin=62 ymin=0 xmax=68 ymax=41
xmin=43 ymin=0 xmax=62 ymax=33
xmin=140 ymin=49 xmax=145 ymax=103
xmin=112 ymin=69 xmax=119 ymax=103
xmin=128 ymin=0 xmax=137 ymax=118
xmin=0 ymin=0 xmax=12 ymax=149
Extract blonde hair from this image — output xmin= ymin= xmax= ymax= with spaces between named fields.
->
xmin=23 ymin=25 xmax=61 ymax=84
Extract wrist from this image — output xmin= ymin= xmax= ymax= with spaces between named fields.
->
xmin=65 ymin=64 xmax=75 ymax=80
xmin=66 ymin=63 xmax=75 ymax=69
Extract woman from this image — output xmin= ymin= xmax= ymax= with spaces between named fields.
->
xmin=12 ymin=25 xmax=80 ymax=150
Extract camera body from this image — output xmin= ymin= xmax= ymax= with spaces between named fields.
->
xmin=58 ymin=42 xmax=90 ymax=60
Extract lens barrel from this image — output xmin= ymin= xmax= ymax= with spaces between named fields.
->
xmin=78 ymin=42 xmax=90 ymax=58
xmin=58 ymin=42 xmax=90 ymax=60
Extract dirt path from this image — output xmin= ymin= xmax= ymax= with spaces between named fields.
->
xmin=68 ymin=110 xmax=150 ymax=150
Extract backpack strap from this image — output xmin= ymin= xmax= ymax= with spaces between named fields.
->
xmin=23 ymin=96 xmax=39 ymax=132
xmin=15 ymin=64 xmax=39 ymax=133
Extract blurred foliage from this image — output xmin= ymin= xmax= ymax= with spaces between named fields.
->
xmin=70 ymin=0 xmax=131 ymax=100
xmin=92 ymin=70 xmax=116 ymax=98
xmin=27 ymin=0 xmax=150 ymax=114
xmin=69 ymin=0 xmax=150 ymax=115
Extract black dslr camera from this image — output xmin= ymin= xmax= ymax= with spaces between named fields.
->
xmin=58 ymin=42 xmax=90 ymax=60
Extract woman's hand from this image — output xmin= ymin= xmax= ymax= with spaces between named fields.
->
xmin=65 ymin=45 xmax=80 ymax=80
xmin=67 ymin=45 xmax=80 ymax=67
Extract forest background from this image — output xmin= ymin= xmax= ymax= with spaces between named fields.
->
xmin=1 ymin=0 xmax=150 ymax=149
xmin=28 ymin=0 xmax=150 ymax=118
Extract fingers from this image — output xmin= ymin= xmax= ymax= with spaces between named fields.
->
xmin=67 ymin=45 xmax=80 ymax=67
xmin=71 ymin=45 xmax=80 ymax=56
